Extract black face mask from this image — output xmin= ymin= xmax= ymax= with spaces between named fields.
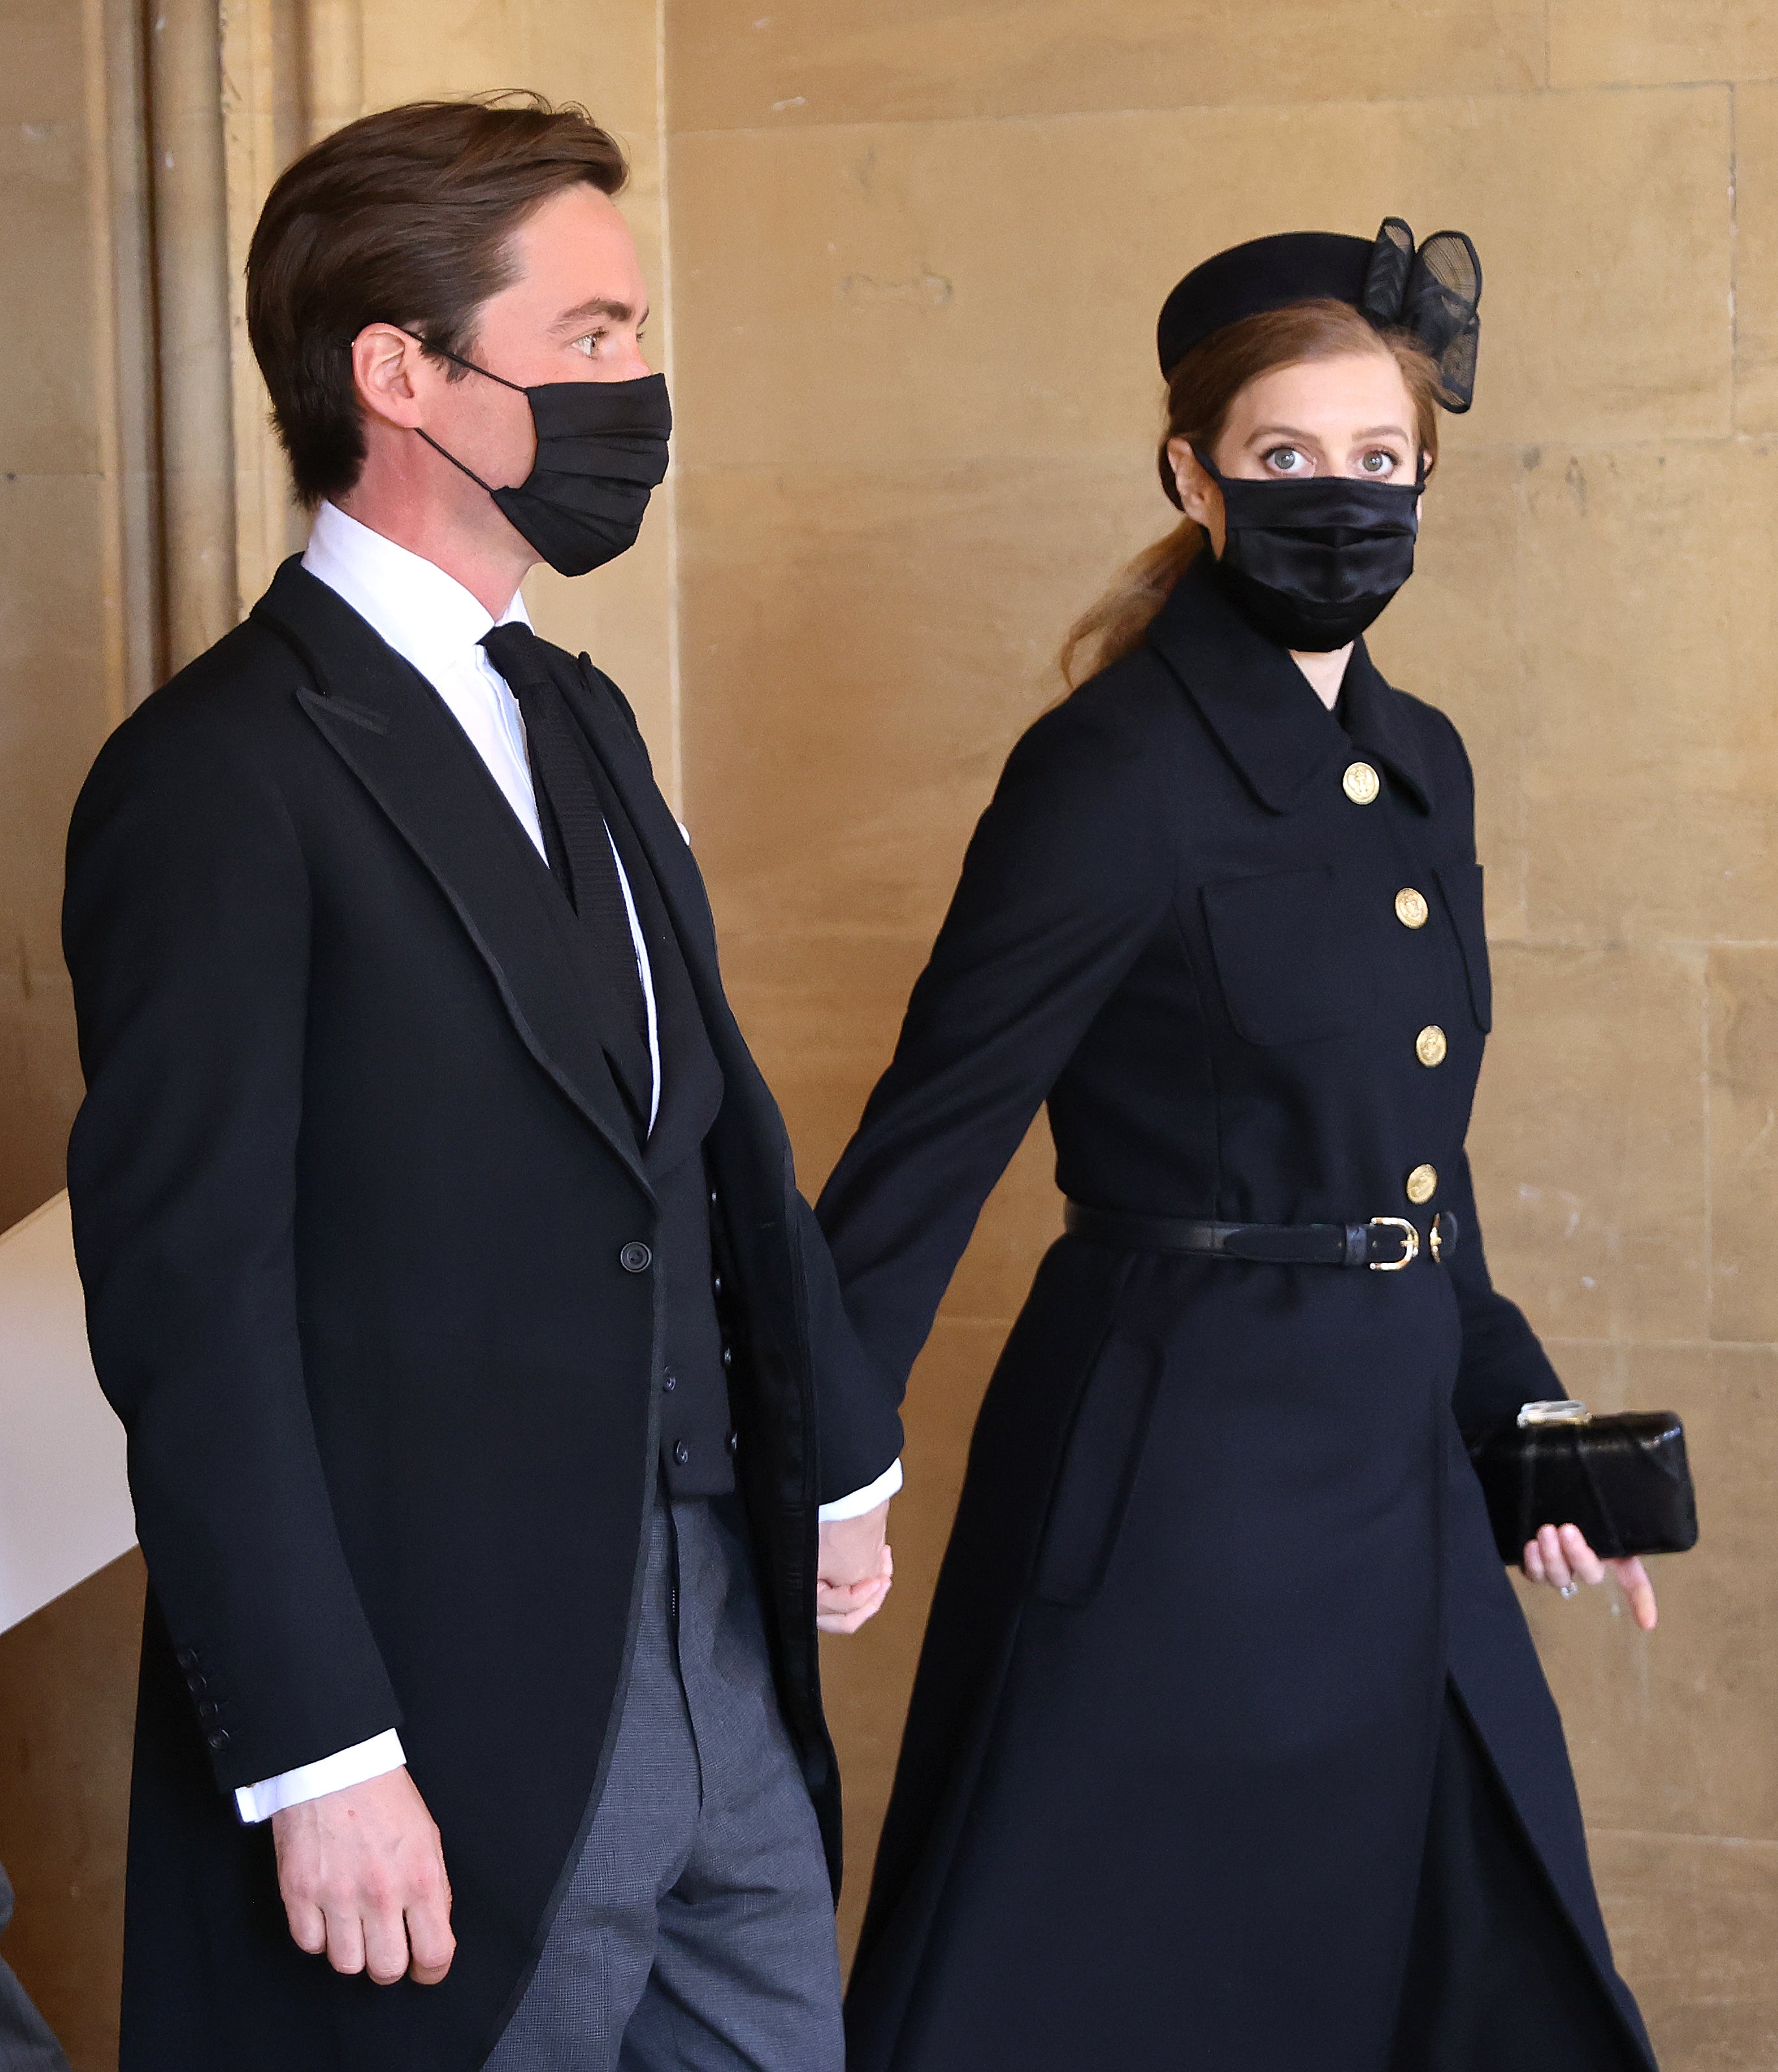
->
xmin=411 ymin=341 xmax=672 ymax=577
xmin=1192 ymin=447 xmax=1423 ymax=653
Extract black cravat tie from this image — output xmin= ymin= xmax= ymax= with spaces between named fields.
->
xmin=480 ymin=622 xmax=652 ymax=1114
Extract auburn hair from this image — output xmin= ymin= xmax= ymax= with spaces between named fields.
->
xmin=247 ymin=94 xmax=629 ymax=508
xmin=1059 ymin=300 xmax=1443 ymax=687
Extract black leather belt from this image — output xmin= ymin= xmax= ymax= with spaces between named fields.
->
xmin=1063 ymin=1202 xmax=1459 ymax=1271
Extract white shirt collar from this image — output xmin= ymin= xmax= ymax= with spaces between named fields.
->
xmin=302 ymin=499 xmax=530 ymax=679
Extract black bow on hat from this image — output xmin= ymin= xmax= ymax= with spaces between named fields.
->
xmin=1155 ymin=216 xmax=1484 ymax=413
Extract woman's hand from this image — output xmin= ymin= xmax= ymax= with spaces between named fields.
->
xmin=1522 ymin=1522 xmax=1657 ymax=1632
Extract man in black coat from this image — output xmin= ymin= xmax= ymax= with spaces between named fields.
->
xmin=62 ymin=96 xmax=901 ymax=2072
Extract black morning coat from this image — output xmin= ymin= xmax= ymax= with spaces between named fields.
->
xmin=61 ymin=560 xmax=902 ymax=2072
xmin=817 ymin=556 xmax=1658 ymax=2072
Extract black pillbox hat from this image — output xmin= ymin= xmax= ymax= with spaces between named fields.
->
xmin=1156 ymin=231 xmax=1375 ymax=377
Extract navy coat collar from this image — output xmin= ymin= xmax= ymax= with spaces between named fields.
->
xmin=1146 ymin=554 xmax=1434 ymax=816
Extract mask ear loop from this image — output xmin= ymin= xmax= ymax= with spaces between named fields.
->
xmin=389 ymin=327 xmax=531 ymax=497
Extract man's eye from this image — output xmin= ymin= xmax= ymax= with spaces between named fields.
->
xmin=571 ymin=333 xmax=599 ymax=357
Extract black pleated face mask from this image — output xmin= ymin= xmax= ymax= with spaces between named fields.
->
xmin=1192 ymin=447 xmax=1423 ymax=653
xmin=412 ymin=341 xmax=672 ymax=577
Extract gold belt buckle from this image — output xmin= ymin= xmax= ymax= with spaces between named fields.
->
xmin=1367 ymin=1216 xmax=1420 ymax=1272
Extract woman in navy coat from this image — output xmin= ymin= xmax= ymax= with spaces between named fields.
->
xmin=818 ymin=224 xmax=1662 ymax=2070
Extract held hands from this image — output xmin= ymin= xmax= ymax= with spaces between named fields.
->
xmin=272 ymin=1767 xmax=455 ymax=1986
xmin=817 ymin=1499 xmax=894 ymax=1635
xmin=1523 ymin=1522 xmax=1658 ymax=1633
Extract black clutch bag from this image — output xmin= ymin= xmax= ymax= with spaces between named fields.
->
xmin=1466 ymin=1401 xmax=1699 ymax=1564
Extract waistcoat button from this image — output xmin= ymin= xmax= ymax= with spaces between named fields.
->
xmin=620 ymin=1241 xmax=652 ymax=1273
xmin=662 ymin=1371 xmax=677 ymax=1392
xmin=673 ymin=1440 xmax=690 ymax=1466
xmin=1343 ymin=760 xmax=1381 ymax=805
xmin=1415 ymin=1024 xmax=1448 ymax=1068
xmin=1395 ymin=887 xmax=1429 ymax=929
xmin=206 ymin=1729 xmax=230 ymax=1752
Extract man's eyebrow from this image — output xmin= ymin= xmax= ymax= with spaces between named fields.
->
xmin=554 ymin=296 xmax=649 ymax=331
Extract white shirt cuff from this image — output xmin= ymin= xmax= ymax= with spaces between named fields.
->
xmin=234 ymin=1729 xmax=407 ymax=1825
xmin=817 ymin=1458 xmax=903 ymax=1523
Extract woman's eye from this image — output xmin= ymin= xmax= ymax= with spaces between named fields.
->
xmin=1263 ymin=446 xmax=1306 ymax=474
xmin=1359 ymin=450 xmax=1398 ymax=475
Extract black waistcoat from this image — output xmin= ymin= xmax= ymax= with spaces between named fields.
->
xmin=584 ymin=744 xmax=736 ymax=1497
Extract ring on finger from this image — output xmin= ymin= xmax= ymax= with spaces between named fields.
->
xmin=1559 ymin=1581 xmax=1579 ymax=1599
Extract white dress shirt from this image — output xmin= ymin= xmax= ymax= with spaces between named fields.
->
xmin=235 ymin=504 xmax=899 ymax=1824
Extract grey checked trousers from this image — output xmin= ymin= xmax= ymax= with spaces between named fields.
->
xmin=483 ymin=1490 xmax=844 ymax=2072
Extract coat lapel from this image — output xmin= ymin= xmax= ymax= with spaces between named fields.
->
xmin=252 ymin=559 xmax=650 ymax=1192
xmin=1145 ymin=554 xmax=1434 ymax=817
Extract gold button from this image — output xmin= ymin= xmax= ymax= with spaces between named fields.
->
xmin=1415 ymin=1024 xmax=1448 ymax=1068
xmin=1406 ymin=1163 xmax=1439 ymax=1205
xmin=1343 ymin=760 xmax=1381 ymax=805
xmin=1395 ymin=887 xmax=1429 ymax=929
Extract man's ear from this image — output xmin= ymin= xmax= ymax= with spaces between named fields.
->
xmin=1166 ymin=436 xmax=1218 ymax=530
xmin=351 ymin=324 xmax=429 ymax=431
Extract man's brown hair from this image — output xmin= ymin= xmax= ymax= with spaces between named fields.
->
xmin=247 ymin=94 xmax=628 ymax=509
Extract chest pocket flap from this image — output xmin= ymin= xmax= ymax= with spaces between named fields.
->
xmin=1434 ymin=861 xmax=1492 ymax=1032
xmin=1200 ymin=864 xmax=1366 ymax=1047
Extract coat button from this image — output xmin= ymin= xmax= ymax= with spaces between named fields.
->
xmin=185 ymin=1672 xmax=207 ymax=1693
xmin=206 ymin=1729 xmax=230 ymax=1752
xmin=1406 ymin=1163 xmax=1439 ymax=1205
xmin=662 ymin=1371 xmax=677 ymax=1393
xmin=727 ymin=1431 xmax=740 ymax=1455
xmin=175 ymin=1648 xmax=198 ymax=1670
xmin=1395 ymin=887 xmax=1429 ymax=929
xmin=712 ymin=1273 xmax=723 ymax=1297
xmin=721 ymin=1347 xmax=733 ymax=1371
xmin=197 ymin=1699 xmax=218 ymax=1723
xmin=1343 ymin=760 xmax=1381 ymax=805
xmin=620 ymin=1242 xmax=652 ymax=1273
xmin=673 ymin=1440 xmax=690 ymax=1466
xmin=1415 ymin=1024 xmax=1448 ymax=1068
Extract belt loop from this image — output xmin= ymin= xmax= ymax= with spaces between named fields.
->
xmin=1343 ymin=1223 xmax=1369 ymax=1268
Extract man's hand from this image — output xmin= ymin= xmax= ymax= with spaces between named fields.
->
xmin=818 ymin=1499 xmax=894 ymax=1635
xmin=272 ymin=1767 xmax=455 ymax=1986
xmin=1523 ymin=1520 xmax=1658 ymax=1632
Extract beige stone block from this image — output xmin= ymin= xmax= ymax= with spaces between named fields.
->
xmin=1367 ymin=445 xmax=1528 ymax=938
xmin=716 ymin=927 xmax=936 ymax=1185
xmin=1551 ymin=1 xmax=1778 ymax=88
xmin=0 ymin=122 xmax=102 ymax=476
xmin=1590 ymin=1830 xmax=1778 ymax=2071
xmin=1707 ymin=950 xmax=1778 ymax=1345
xmin=669 ymin=88 xmax=1729 ymax=471
xmin=1469 ymin=942 xmax=1707 ymax=1343
xmin=361 ymin=0 xmax=661 ymax=146
xmin=678 ymin=456 xmax=1158 ymax=938
xmin=1515 ymin=1345 xmax=1778 ymax=1845
xmin=1734 ymin=83 xmax=1778 ymax=433
xmin=718 ymin=924 xmax=1064 ymax=1324
xmin=0 ymin=0 xmax=88 ymax=125
xmin=1519 ymin=440 xmax=1778 ymax=941
xmin=668 ymin=0 xmax=1546 ymax=130
xmin=819 ymin=1314 xmax=1003 ymax=1962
